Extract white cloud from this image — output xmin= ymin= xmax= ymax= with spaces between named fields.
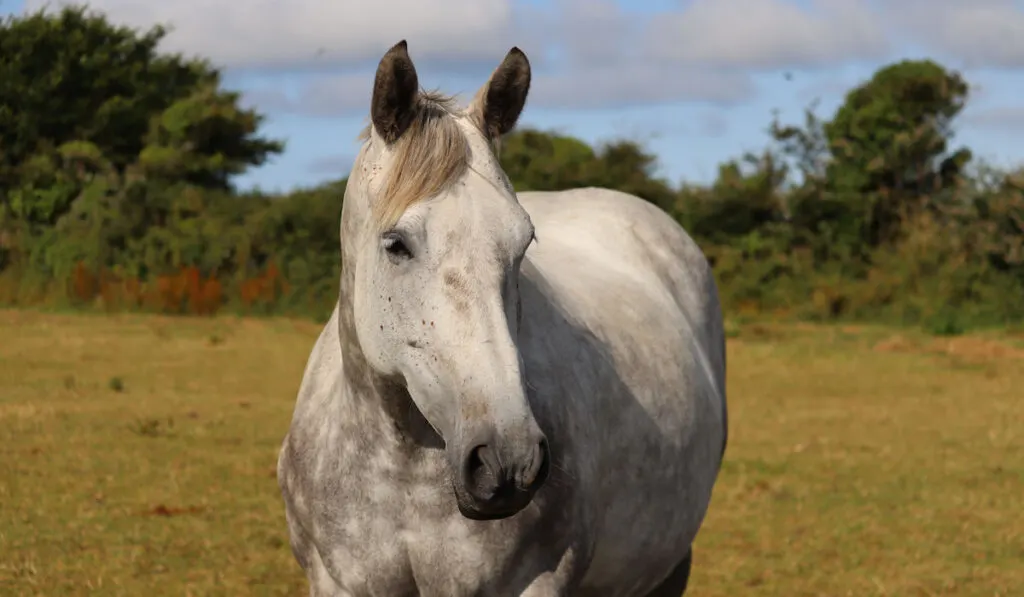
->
xmin=882 ymin=0 xmax=1024 ymax=68
xmin=644 ymin=0 xmax=890 ymax=70
xmin=14 ymin=0 xmax=782 ymax=111
xmin=530 ymin=66 xmax=754 ymax=109
xmin=284 ymin=74 xmax=376 ymax=117
xmin=546 ymin=0 xmax=646 ymax=68
xmin=25 ymin=0 xmax=1024 ymax=114
xmin=24 ymin=0 xmax=521 ymax=69
xmin=240 ymin=64 xmax=753 ymax=118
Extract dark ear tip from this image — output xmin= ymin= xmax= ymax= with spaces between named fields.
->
xmin=507 ymin=47 xmax=529 ymax=63
xmin=388 ymin=39 xmax=409 ymax=55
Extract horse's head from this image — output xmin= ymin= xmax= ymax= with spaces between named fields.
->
xmin=342 ymin=41 xmax=547 ymax=520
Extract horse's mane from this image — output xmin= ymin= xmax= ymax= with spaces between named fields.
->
xmin=357 ymin=91 xmax=471 ymax=230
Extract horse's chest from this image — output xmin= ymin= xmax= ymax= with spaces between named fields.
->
xmin=290 ymin=425 xmax=559 ymax=595
xmin=317 ymin=515 xmax=418 ymax=596
xmin=310 ymin=458 xmax=460 ymax=594
xmin=314 ymin=483 xmax=525 ymax=596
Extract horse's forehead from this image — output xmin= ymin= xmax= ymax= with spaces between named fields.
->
xmin=420 ymin=198 xmax=508 ymax=263
xmin=357 ymin=112 xmax=526 ymax=245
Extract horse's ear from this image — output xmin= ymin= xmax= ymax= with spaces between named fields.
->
xmin=371 ymin=40 xmax=420 ymax=144
xmin=471 ymin=47 xmax=531 ymax=142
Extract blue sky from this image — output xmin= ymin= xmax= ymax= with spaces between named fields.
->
xmin=7 ymin=0 xmax=1024 ymax=193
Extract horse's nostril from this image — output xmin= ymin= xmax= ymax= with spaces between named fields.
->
xmin=463 ymin=444 xmax=501 ymax=500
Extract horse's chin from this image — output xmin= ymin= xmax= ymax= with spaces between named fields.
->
xmin=452 ymin=484 xmax=535 ymax=521
xmin=456 ymin=499 xmax=529 ymax=521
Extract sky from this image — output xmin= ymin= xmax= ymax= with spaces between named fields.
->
xmin=5 ymin=0 xmax=1024 ymax=193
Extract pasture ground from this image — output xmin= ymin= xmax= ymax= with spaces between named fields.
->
xmin=1 ymin=309 xmax=1022 ymax=596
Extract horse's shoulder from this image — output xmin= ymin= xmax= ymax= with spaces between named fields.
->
xmin=517 ymin=186 xmax=726 ymax=434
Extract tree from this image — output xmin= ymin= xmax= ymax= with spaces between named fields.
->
xmin=500 ymin=129 xmax=599 ymax=191
xmin=591 ymin=141 xmax=676 ymax=210
xmin=0 ymin=5 xmax=283 ymax=223
xmin=139 ymin=84 xmax=283 ymax=189
xmin=769 ymin=105 xmax=867 ymax=259
xmin=499 ymin=129 xmax=675 ymax=210
xmin=679 ymin=151 xmax=788 ymax=243
xmin=823 ymin=59 xmax=972 ymax=244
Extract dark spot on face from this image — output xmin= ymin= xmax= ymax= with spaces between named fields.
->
xmin=461 ymin=399 xmax=489 ymax=421
xmin=408 ymin=339 xmax=421 ymax=348
xmin=443 ymin=269 xmax=468 ymax=294
xmin=380 ymin=325 xmax=384 ymax=331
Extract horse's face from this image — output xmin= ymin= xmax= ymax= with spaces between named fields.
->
xmin=348 ymin=42 xmax=548 ymax=520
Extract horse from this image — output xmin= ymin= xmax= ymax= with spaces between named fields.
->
xmin=276 ymin=40 xmax=728 ymax=596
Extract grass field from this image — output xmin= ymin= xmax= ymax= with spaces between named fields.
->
xmin=1 ymin=309 xmax=1022 ymax=596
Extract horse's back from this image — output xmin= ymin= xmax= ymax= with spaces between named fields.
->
xmin=518 ymin=187 xmax=727 ymax=594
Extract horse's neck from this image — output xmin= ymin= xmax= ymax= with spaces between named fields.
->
xmin=334 ymin=248 xmax=443 ymax=452
xmin=333 ymin=173 xmax=441 ymax=449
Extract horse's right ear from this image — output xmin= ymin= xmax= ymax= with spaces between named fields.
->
xmin=371 ymin=40 xmax=420 ymax=144
xmin=470 ymin=47 xmax=531 ymax=143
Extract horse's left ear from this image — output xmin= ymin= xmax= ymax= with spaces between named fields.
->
xmin=471 ymin=47 xmax=531 ymax=142
xmin=371 ymin=40 xmax=420 ymax=144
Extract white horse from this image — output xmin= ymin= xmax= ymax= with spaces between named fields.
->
xmin=277 ymin=40 xmax=728 ymax=596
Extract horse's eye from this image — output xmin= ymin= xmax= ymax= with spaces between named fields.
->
xmin=382 ymin=231 xmax=413 ymax=262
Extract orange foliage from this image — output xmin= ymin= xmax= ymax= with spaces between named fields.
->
xmin=70 ymin=262 xmax=97 ymax=303
xmin=239 ymin=261 xmax=289 ymax=311
xmin=66 ymin=261 xmax=237 ymax=316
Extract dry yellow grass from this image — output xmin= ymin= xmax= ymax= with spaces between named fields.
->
xmin=1 ymin=310 xmax=1022 ymax=596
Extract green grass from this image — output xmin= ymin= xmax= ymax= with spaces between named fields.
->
xmin=1 ymin=311 xmax=1022 ymax=596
